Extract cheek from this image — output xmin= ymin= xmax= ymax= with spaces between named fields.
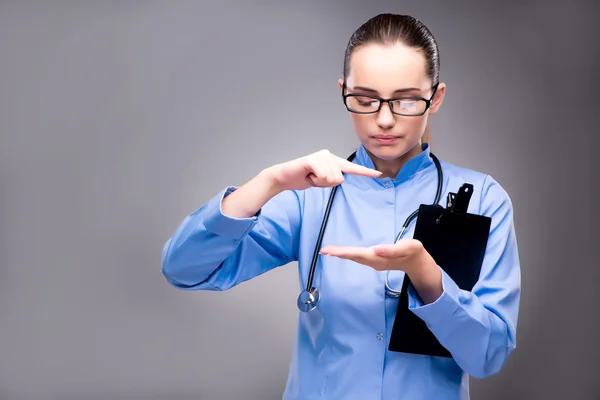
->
xmin=349 ymin=114 xmax=371 ymax=137
xmin=406 ymin=116 xmax=428 ymax=133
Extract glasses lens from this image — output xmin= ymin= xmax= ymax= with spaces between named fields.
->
xmin=389 ymin=99 xmax=428 ymax=116
xmin=345 ymin=96 xmax=380 ymax=113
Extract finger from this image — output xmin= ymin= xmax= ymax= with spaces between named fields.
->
xmin=307 ymin=158 xmax=343 ymax=187
xmin=373 ymin=240 xmax=419 ymax=257
xmin=334 ymin=157 xmax=382 ymax=178
xmin=320 ymin=245 xmax=375 ymax=258
xmin=372 ymin=244 xmax=402 ymax=257
xmin=306 ymin=161 xmax=332 ymax=187
xmin=325 ymin=156 xmax=345 ymax=184
xmin=325 ymin=252 xmax=372 ymax=266
xmin=315 ymin=155 xmax=341 ymax=183
xmin=320 ymin=247 xmax=377 ymax=268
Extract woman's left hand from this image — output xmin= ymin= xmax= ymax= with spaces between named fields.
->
xmin=321 ymin=239 xmax=443 ymax=303
xmin=320 ymin=239 xmax=434 ymax=276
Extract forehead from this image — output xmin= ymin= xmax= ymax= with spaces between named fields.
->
xmin=346 ymin=42 xmax=430 ymax=94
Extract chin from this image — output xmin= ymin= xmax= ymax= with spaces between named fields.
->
xmin=365 ymin=141 xmax=415 ymax=161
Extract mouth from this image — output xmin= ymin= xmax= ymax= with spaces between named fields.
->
xmin=372 ymin=135 xmax=402 ymax=144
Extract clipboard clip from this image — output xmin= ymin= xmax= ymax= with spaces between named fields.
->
xmin=437 ymin=183 xmax=474 ymax=224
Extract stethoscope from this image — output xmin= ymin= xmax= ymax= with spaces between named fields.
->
xmin=297 ymin=150 xmax=444 ymax=312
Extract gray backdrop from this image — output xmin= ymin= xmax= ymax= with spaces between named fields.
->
xmin=1 ymin=1 xmax=599 ymax=399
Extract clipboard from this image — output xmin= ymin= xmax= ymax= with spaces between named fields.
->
xmin=388 ymin=183 xmax=492 ymax=358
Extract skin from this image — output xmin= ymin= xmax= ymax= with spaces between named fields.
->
xmin=339 ymin=42 xmax=446 ymax=179
xmin=222 ymin=41 xmax=448 ymax=305
xmin=324 ymin=42 xmax=448 ymax=304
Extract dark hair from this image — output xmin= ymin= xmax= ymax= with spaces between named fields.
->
xmin=343 ymin=13 xmax=440 ymax=85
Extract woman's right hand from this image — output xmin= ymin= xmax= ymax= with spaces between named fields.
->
xmin=221 ymin=149 xmax=381 ymax=219
xmin=266 ymin=149 xmax=382 ymax=192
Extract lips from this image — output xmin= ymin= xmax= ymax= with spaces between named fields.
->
xmin=373 ymin=135 xmax=400 ymax=139
xmin=372 ymin=134 xmax=402 ymax=145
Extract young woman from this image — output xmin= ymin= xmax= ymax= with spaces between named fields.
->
xmin=161 ymin=13 xmax=521 ymax=400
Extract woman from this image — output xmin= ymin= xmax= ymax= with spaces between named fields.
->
xmin=161 ymin=13 xmax=521 ymax=400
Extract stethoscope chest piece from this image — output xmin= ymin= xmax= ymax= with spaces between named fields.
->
xmin=297 ymin=288 xmax=320 ymax=312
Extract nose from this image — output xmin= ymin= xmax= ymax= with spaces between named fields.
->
xmin=376 ymin=101 xmax=396 ymax=129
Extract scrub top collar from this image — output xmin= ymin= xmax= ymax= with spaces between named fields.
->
xmin=354 ymin=142 xmax=435 ymax=188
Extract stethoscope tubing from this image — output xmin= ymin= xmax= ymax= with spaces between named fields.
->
xmin=298 ymin=151 xmax=443 ymax=311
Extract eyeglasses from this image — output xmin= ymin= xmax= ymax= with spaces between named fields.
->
xmin=342 ymin=82 xmax=439 ymax=116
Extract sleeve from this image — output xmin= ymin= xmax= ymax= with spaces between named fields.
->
xmin=161 ymin=186 xmax=303 ymax=291
xmin=407 ymin=175 xmax=521 ymax=379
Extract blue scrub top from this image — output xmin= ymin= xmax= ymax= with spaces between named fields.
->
xmin=161 ymin=143 xmax=521 ymax=400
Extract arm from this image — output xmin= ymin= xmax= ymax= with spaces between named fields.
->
xmin=161 ymin=169 xmax=303 ymax=291
xmin=407 ymin=175 xmax=521 ymax=378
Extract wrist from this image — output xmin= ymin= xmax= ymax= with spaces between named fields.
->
xmin=258 ymin=167 xmax=285 ymax=198
xmin=406 ymin=246 xmax=443 ymax=304
xmin=406 ymin=246 xmax=439 ymax=282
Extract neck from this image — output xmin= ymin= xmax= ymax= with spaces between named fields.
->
xmin=368 ymin=142 xmax=424 ymax=179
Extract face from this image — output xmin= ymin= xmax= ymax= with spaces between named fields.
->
xmin=339 ymin=42 xmax=446 ymax=162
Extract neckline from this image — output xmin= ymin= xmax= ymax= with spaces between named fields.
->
xmin=353 ymin=142 xmax=434 ymax=188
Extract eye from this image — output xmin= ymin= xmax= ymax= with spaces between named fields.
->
xmin=354 ymin=96 xmax=379 ymax=106
xmin=399 ymin=100 xmax=417 ymax=110
xmin=391 ymin=99 xmax=422 ymax=112
xmin=384 ymin=98 xmax=429 ymax=115
xmin=345 ymin=95 xmax=380 ymax=112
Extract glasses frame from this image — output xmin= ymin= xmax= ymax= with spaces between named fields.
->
xmin=342 ymin=81 xmax=439 ymax=117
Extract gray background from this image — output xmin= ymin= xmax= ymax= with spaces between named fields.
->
xmin=1 ymin=1 xmax=599 ymax=399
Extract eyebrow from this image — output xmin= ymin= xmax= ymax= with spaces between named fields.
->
xmin=352 ymin=85 xmax=422 ymax=94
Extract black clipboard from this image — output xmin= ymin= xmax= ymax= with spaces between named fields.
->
xmin=388 ymin=183 xmax=492 ymax=358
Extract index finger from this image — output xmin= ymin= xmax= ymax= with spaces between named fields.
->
xmin=334 ymin=157 xmax=382 ymax=178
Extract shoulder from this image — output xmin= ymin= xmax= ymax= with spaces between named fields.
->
xmin=437 ymin=159 xmax=514 ymax=217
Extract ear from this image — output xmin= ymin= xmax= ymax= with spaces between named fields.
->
xmin=338 ymin=78 xmax=344 ymax=93
xmin=428 ymin=82 xmax=446 ymax=116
